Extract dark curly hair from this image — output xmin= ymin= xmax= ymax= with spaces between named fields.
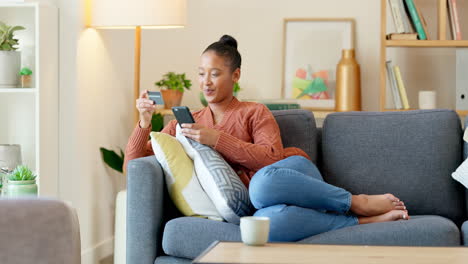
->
xmin=203 ymin=35 xmax=241 ymax=72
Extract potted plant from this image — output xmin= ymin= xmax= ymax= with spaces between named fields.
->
xmin=0 ymin=22 xmax=25 ymax=88
xmin=99 ymin=112 xmax=164 ymax=173
xmin=155 ymin=72 xmax=192 ymax=109
xmin=7 ymin=165 xmax=37 ymax=197
xmin=19 ymin=67 xmax=32 ymax=88
xmin=200 ymin=82 xmax=241 ymax=107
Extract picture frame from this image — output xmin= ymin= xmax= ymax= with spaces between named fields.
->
xmin=282 ymin=18 xmax=355 ymax=110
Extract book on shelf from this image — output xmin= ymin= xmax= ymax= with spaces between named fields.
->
xmin=404 ymin=0 xmax=427 ymax=40
xmin=393 ymin=65 xmax=410 ymax=109
xmin=399 ymin=0 xmax=414 ymax=33
xmin=389 ymin=0 xmax=405 ymax=33
xmin=241 ymin=99 xmax=301 ymax=110
xmin=414 ymin=2 xmax=430 ymax=40
xmin=386 ymin=60 xmax=403 ymax=109
xmin=388 ymin=0 xmax=414 ymax=34
xmin=264 ymin=103 xmax=301 ymax=110
xmin=448 ymin=0 xmax=462 ymax=40
xmin=386 ymin=33 xmax=418 ymax=40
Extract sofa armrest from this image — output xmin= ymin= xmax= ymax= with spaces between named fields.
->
xmin=127 ymin=155 xmax=166 ymax=263
xmin=462 ymin=221 xmax=468 ymax=246
xmin=0 ymin=198 xmax=81 ymax=264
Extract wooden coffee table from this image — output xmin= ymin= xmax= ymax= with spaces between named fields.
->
xmin=193 ymin=241 xmax=468 ymax=264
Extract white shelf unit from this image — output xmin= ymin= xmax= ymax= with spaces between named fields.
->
xmin=0 ymin=2 xmax=58 ymax=197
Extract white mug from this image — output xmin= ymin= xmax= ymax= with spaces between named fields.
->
xmin=240 ymin=216 xmax=270 ymax=246
xmin=418 ymin=90 xmax=436 ymax=109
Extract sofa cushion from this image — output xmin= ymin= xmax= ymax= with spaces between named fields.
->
xmin=154 ymin=256 xmax=192 ymax=264
xmin=162 ymin=217 xmax=241 ymax=259
xmin=176 ymin=127 xmax=254 ymax=224
xmin=462 ymin=221 xmax=468 ymax=246
xmin=299 ymin=215 xmax=460 ymax=246
xmin=321 ymin=110 xmax=466 ymax=225
xmin=150 ymin=132 xmax=221 ymax=220
xmin=271 ymin=110 xmax=318 ymax=164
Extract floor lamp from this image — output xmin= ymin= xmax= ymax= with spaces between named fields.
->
xmin=90 ymin=0 xmax=187 ymax=123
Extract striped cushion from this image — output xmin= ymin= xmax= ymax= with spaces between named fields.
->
xmin=176 ymin=127 xmax=254 ymax=224
xmin=150 ymin=132 xmax=221 ymax=220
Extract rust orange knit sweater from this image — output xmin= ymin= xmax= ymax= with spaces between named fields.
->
xmin=124 ymin=97 xmax=310 ymax=187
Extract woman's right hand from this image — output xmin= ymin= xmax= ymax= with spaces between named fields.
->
xmin=137 ymin=90 xmax=156 ymax=128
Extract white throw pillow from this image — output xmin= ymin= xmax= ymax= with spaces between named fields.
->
xmin=452 ymin=157 xmax=468 ymax=189
xmin=150 ymin=132 xmax=222 ymax=220
xmin=176 ymin=126 xmax=254 ymax=224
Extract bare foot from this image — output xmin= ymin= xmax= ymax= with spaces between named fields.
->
xmin=358 ymin=210 xmax=410 ymax=224
xmin=350 ymin=194 xmax=405 ymax=216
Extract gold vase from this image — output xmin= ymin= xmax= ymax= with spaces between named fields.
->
xmin=335 ymin=49 xmax=361 ymax=112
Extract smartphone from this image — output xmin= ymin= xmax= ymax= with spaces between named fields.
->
xmin=148 ymin=91 xmax=164 ymax=105
xmin=172 ymin=106 xmax=195 ymax=125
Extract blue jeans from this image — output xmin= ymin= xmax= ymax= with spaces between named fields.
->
xmin=249 ymin=156 xmax=358 ymax=242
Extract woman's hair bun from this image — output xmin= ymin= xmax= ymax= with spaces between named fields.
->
xmin=219 ymin=35 xmax=237 ymax=49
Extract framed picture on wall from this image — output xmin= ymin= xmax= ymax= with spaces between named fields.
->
xmin=282 ymin=18 xmax=355 ymax=110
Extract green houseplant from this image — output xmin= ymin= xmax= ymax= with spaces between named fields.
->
xmin=0 ymin=22 xmax=25 ymax=88
xmin=7 ymin=165 xmax=38 ymax=197
xmin=155 ymin=72 xmax=192 ymax=109
xmin=0 ymin=22 xmax=24 ymax=51
xmin=100 ymin=113 xmax=164 ymax=174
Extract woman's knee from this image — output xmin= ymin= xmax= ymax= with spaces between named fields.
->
xmin=249 ymin=166 xmax=278 ymax=209
xmin=253 ymin=205 xmax=302 ymax=242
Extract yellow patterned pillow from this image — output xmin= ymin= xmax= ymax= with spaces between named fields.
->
xmin=150 ymin=132 xmax=221 ymax=219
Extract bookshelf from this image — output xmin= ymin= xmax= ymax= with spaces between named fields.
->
xmin=380 ymin=0 xmax=468 ymax=116
xmin=0 ymin=2 xmax=58 ymax=196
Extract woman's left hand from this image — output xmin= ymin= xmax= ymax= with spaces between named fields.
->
xmin=181 ymin=123 xmax=220 ymax=147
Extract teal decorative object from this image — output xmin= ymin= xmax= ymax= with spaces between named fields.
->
xmin=7 ymin=180 xmax=37 ymax=197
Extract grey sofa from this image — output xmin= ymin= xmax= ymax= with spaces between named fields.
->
xmin=0 ymin=198 xmax=81 ymax=264
xmin=127 ymin=109 xmax=468 ymax=264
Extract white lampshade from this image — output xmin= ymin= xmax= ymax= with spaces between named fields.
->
xmin=91 ymin=0 xmax=186 ymax=28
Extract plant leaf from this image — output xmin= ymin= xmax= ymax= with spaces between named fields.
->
xmin=151 ymin=113 xmax=164 ymax=132
xmin=0 ymin=22 xmax=7 ymax=32
xmin=100 ymin=147 xmax=124 ymax=173
xmin=1 ymin=43 xmax=11 ymax=51
xmin=19 ymin=67 xmax=32 ymax=75
xmin=7 ymin=26 xmax=24 ymax=39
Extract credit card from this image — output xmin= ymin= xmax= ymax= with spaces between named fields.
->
xmin=148 ymin=91 xmax=164 ymax=105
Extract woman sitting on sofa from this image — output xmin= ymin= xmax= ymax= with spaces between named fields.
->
xmin=124 ymin=35 xmax=409 ymax=242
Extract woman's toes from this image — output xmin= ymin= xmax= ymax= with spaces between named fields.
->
xmin=399 ymin=210 xmax=409 ymax=220
xmin=395 ymin=205 xmax=406 ymax=210
xmin=385 ymin=193 xmax=399 ymax=202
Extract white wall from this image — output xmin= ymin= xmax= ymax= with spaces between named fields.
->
xmin=140 ymin=0 xmax=382 ymax=110
xmin=54 ymin=0 xmax=464 ymax=263
xmin=57 ymin=0 xmax=132 ymax=262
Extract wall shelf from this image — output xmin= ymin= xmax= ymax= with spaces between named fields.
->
xmin=0 ymin=88 xmax=36 ymax=93
xmin=0 ymin=2 xmax=58 ymax=197
xmin=386 ymin=40 xmax=468 ymax=47
xmin=380 ymin=0 xmax=468 ymax=116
